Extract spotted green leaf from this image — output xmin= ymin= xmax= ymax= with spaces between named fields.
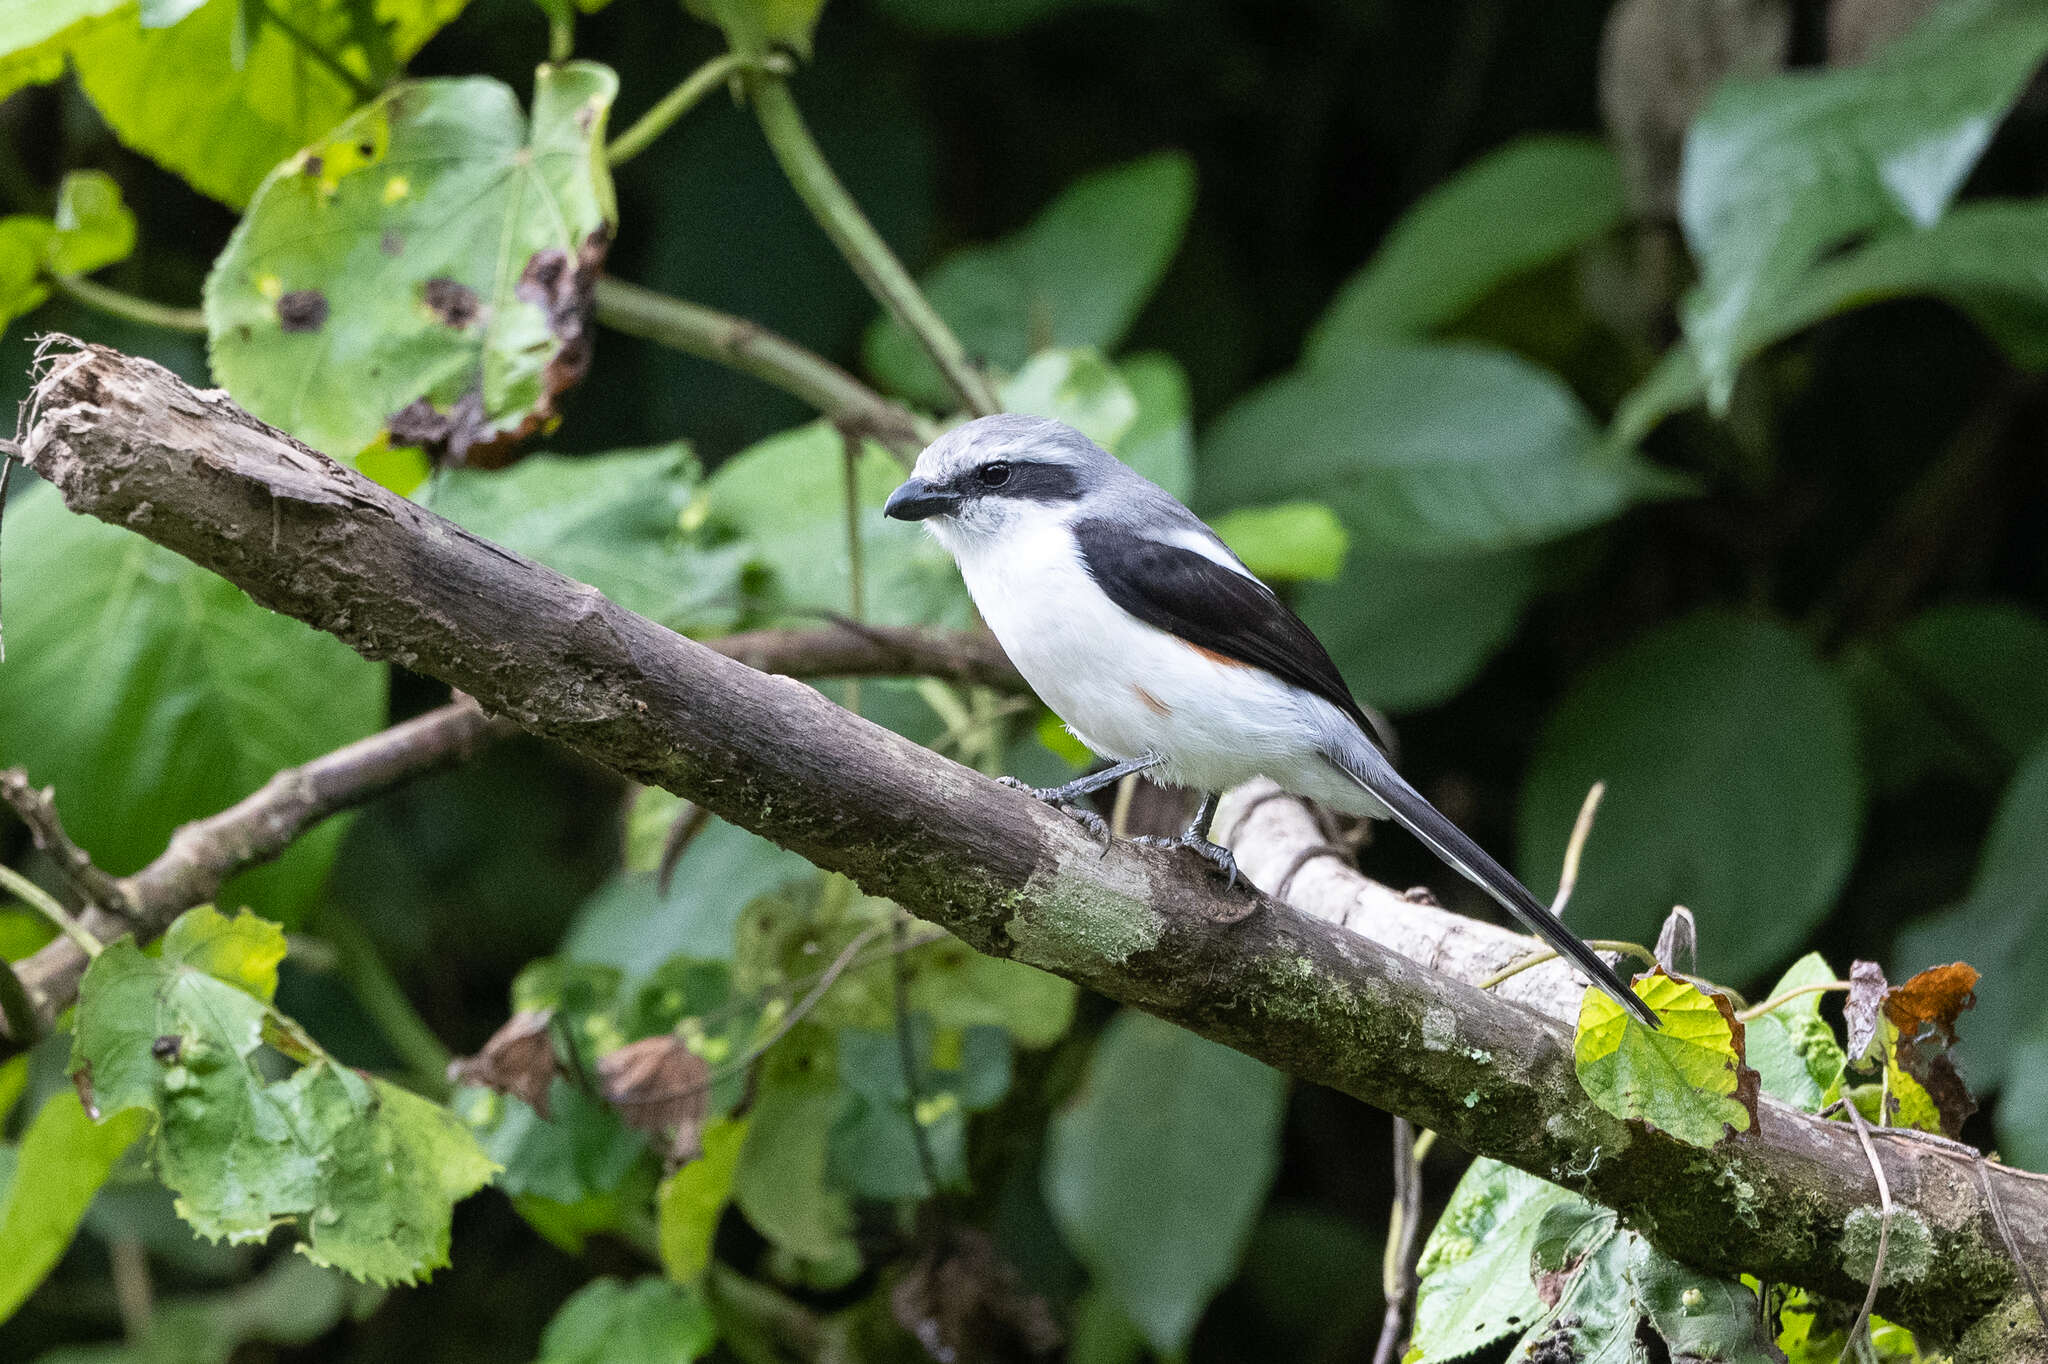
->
xmin=71 ymin=907 xmax=497 ymax=1283
xmin=1407 ymin=1158 xmax=1594 ymax=1363
xmin=1574 ymin=971 xmax=1760 ymax=1148
xmin=206 ymin=62 xmax=618 ymax=461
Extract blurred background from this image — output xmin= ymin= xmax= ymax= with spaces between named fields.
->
xmin=1 ymin=0 xmax=2045 ymax=1359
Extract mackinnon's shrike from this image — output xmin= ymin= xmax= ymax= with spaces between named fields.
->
xmin=886 ymin=413 xmax=1656 ymax=1027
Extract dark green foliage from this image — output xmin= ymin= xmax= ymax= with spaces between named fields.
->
xmin=2 ymin=0 xmax=2046 ymax=1358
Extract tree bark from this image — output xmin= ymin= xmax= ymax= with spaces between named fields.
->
xmin=15 ymin=342 xmax=2046 ymax=1354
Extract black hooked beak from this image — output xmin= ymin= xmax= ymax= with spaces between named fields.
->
xmin=883 ymin=476 xmax=962 ymax=521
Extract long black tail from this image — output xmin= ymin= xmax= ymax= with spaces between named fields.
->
xmin=1328 ymin=747 xmax=1660 ymax=1029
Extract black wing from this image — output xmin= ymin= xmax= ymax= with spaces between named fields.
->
xmin=1071 ymin=518 xmax=1382 ymax=747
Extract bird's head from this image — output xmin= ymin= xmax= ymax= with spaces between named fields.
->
xmin=884 ymin=414 xmax=1117 ymax=549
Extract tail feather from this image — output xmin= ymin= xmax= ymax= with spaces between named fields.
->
xmin=1328 ymin=748 xmax=1660 ymax=1029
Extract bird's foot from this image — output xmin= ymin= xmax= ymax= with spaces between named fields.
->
xmin=1134 ymin=832 xmax=1243 ymax=892
xmin=998 ymin=775 xmax=1112 ymax=851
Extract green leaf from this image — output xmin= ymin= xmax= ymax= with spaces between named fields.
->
xmin=459 ymin=1083 xmax=646 ymax=1205
xmin=163 ymin=906 xmax=288 ymax=1002
xmin=71 ymin=0 xmax=473 ymax=208
xmin=0 ymin=1092 xmax=151 ymax=1325
xmin=0 ymin=487 xmax=385 ymax=921
xmin=1519 ymin=611 xmax=1863 ymax=982
xmin=1894 ymin=737 xmax=2048 ymax=1095
xmin=1843 ymin=602 xmax=2048 ymax=796
xmin=657 ymin=1115 xmax=747 ymax=1283
xmin=0 ymin=217 xmax=55 ymax=330
xmin=865 ymin=152 xmax=1195 ymax=410
xmin=699 ymin=421 xmax=971 ymax=628
xmin=0 ymin=171 xmax=137 ymax=329
xmin=1508 ymin=1213 xmax=1640 ymax=1362
xmin=1297 ymin=547 xmax=1538 ymax=712
xmin=423 ymin=445 xmax=747 ymax=634
xmin=535 ymin=1276 xmax=717 ymax=1364
xmin=731 ymin=1027 xmax=858 ymax=1276
xmin=1200 ymin=342 xmax=1681 ymax=558
xmin=1117 ymin=351 xmax=1194 ymax=500
xmin=1408 ymin=1158 xmax=1592 ymax=1363
xmin=71 ymin=908 xmax=497 ymax=1283
xmin=827 ymin=1018 xmax=1010 ymax=1198
xmin=1043 ymin=1009 xmax=1286 ymax=1356
xmin=0 ymin=0 xmax=128 ymax=105
xmin=48 ymin=170 xmax=138 ymax=276
xmin=1994 ymin=1010 xmax=2048 ymax=1171
xmin=207 ymin=61 xmax=618 ymax=460
xmin=733 ymin=877 xmax=1074 ymax=1044
xmin=1574 ymin=971 xmax=1759 ymax=1148
xmin=1677 ymin=0 xmax=2048 ymax=406
xmin=1210 ymin=502 xmax=1348 ymax=583
xmin=1631 ymin=1237 xmax=1783 ymax=1362
xmin=572 ymin=792 xmax=812 ymax=973
xmin=1308 ymin=137 xmax=1625 ymax=359
xmin=1001 ymin=348 xmax=1138 ymax=450
xmin=1745 ymin=952 xmax=1848 ymax=1112
xmin=681 ymin=0 xmax=827 ymax=57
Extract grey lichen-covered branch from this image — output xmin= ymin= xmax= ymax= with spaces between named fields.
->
xmin=14 ymin=343 xmax=2048 ymax=1355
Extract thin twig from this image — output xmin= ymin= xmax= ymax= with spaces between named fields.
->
xmin=592 ymin=278 xmax=933 ymax=462
xmin=1975 ymin=1156 xmax=2048 ymax=1336
xmin=1736 ymin=980 xmax=1853 ymax=1023
xmin=1840 ymin=1099 xmax=1894 ymax=1355
xmin=1553 ymin=781 xmax=1605 ymax=918
xmin=608 ymin=52 xmax=772 ymax=166
xmin=46 ymin=275 xmax=207 ymax=334
xmin=1476 ymin=940 xmax=1658 ymax=993
xmin=0 ymin=863 xmax=100 ymax=959
xmin=893 ymin=912 xmax=943 ymax=1199
xmin=743 ymin=71 xmax=1000 ymax=417
xmin=0 ymin=769 xmax=134 ymax=917
xmin=1374 ymin=1117 xmax=1427 ymax=1364
xmin=655 ymin=799 xmax=714 ymax=896
xmin=0 ymin=437 xmax=14 ymax=663
xmin=840 ymin=425 xmax=867 ymax=719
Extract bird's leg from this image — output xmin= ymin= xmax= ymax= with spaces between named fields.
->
xmin=998 ymin=753 xmax=1161 ymax=849
xmin=1134 ymin=790 xmax=1242 ymax=890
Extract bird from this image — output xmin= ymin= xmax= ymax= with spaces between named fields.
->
xmin=884 ymin=413 xmax=1658 ymax=1028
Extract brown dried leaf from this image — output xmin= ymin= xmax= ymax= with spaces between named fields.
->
xmin=1887 ymin=962 xmax=1982 ymax=1139
xmin=890 ymin=1228 xmax=1062 ymax=1364
xmin=598 ymin=1034 xmax=710 ymax=1169
xmin=1883 ymin=962 xmax=1979 ymax=1042
xmin=447 ymin=1008 xmax=558 ymax=1117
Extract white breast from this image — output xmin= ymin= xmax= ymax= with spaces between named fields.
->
xmin=939 ymin=510 xmax=1358 ymax=802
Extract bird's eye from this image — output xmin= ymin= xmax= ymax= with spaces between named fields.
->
xmin=978 ymin=462 xmax=1013 ymax=488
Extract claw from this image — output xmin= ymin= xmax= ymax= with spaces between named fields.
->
xmin=1136 ymin=833 xmax=1243 ymax=891
xmin=999 ymin=775 xmax=1112 ymax=852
